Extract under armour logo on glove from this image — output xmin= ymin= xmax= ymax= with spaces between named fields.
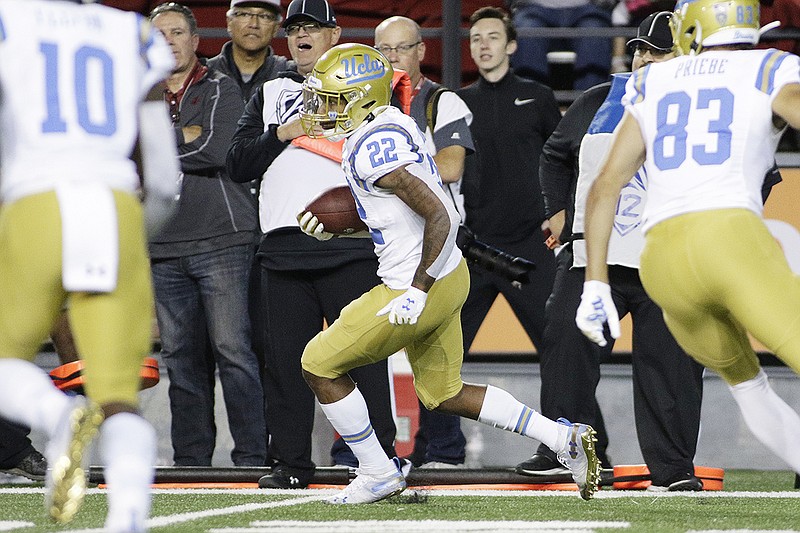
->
xmin=377 ymin=286 xmax=428 ymax=325
xmin=575 ymin=280 xmax=620 ymax=347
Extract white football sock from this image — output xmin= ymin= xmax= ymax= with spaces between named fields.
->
xmin=729 ymin=369 xmax=800 ymax=474
xmin=320 ymin=387 xmax=396 ymax=475
xmin=0 ymin=359 xmax=71 ymax=437
xmin=100 ymin=413 xmax=156 ymax=533
xmin=477 ymin=384 xmax=568 ymax=452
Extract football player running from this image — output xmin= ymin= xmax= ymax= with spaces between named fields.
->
xmin=578 ymin=0 xmax=800 ymax=475
xmin=296 ymin=43 xmax=601 ymax=504
xmin=0 ymin=0 xmax=178 ymax=529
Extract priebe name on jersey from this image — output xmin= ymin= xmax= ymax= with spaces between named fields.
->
xmin=341 ymin=54 xmax=385 ymax=84
xmin=674 ymin=57 xmax=728 ymax=78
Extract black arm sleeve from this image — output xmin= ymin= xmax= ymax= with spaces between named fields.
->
xmin=226 ymin=85 xmax=291 ymax=184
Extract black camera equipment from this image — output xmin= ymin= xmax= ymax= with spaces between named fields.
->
xmin=455 ymin=225 xmax=536 ymax=288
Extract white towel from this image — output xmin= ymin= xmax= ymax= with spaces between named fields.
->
xmin=55 ymin=182 xmax=119 ymax=293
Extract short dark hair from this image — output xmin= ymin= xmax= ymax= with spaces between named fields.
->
xmin=149 ymin=2 xmax=198 ymax=35
xmin=469 ymin=6 xmax=516 ymax=42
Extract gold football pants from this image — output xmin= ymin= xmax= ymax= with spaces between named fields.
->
xmin=640 ymin=208 xmax=800 ymax=385
xmin=303 ymin=259 xmax=469 ymax=409
xmin=0 ymin=190 xmax=153 ymax=407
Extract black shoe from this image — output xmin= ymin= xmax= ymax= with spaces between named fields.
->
xmin=515 ymin=453 xmax=569 ymax=476
xmin=258 ymin=465 xmax=312 ymax=489
xmin=0 ymin=450 xmax=47 ymax=481
xmin=647 ymin=476 xmax=703 ymax=492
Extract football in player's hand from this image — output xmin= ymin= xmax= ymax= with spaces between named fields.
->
xmin=304 ymin=185 xmax=367 ymax=235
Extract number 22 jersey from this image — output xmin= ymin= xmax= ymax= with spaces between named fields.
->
xmin=342 ymin=106 xmax=463 ymax=290
xmin=623 ymin=48 xmax=800 ymax=233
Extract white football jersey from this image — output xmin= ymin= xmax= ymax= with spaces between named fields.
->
xmin=623 ymin=49 xmax=800 ymax=233
xmin=0 ymin=0 xmax=174 ymax=202
xmin=342 ymin=106 xmax=463 ymax=290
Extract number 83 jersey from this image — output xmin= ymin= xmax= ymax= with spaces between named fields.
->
xmin=0 ymin=0 xmax=174 ymax=202
xmin=623 ymin=48 xmax=800 ymax=233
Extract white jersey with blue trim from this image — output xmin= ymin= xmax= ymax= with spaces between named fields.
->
xmin=0 ymin=0 xmax=174 ymax=202
xmin=623 ymin=48 xmax=800 ymax=233
xmin=573 ymin=73 xmax=646 ymax=269
xmin=342 ymin=106 xmax=463 ymax=290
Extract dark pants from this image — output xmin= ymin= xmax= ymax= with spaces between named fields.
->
xmin=537 ymin=247 xmax=704 ymax=485
xmin=0 ymin=418 xmax=34 ymax=469
xmin=411 ymin=234 xmax=556 ymax=465
xmin=261 ymin=258 xmax=396 ymax=474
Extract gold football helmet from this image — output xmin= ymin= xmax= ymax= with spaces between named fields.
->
xmin=300 ymin=43 xmax=393 ymax=139
xmin=672 ymin=0 xmax=760 ymax=55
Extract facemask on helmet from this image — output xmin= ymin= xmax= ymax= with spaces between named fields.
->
xmin=300 ymin=43 xmax=393 ymax=140
xmin=671 ymin=0 xmax=762 ymax=55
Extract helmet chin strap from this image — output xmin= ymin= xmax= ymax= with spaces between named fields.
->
xmin=691 ymin=20 xmax=703 ymax=55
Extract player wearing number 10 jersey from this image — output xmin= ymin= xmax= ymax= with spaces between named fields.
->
xmin=0 ymin=0 xmax=178 ymax=528
xmin=578 ymin=0 xmax=800 ymax=476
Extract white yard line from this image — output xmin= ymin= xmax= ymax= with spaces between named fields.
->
xmin=0 ymin=522 xmax=35 ymax=532
xmin=210 ymin=520 xmax=631 ymax=532
xmin=3 ymin=487 xmax=799 ymax=532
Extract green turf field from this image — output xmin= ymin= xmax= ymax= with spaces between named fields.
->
xmin=1 ymin=470 xmax=798 ymax=532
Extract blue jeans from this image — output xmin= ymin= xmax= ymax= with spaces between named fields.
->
xmin=152 ymin=244 xmax=266 ymax=466
xmin=511 ymin=3 xmax=612 ymax=90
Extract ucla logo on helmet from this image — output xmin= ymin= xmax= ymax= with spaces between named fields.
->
xmin=341 ymin=53 xmax=385 ymax=85
xmin=714 ymin=5 xmax=728 ymax=25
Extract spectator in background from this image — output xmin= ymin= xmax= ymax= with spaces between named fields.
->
xmin=374 ymin=15 xmax=475 ymax=470
xmin=149 ymin=2 xmax=267 ymax=467
xmin=508 ymin=0 xmax=617 ymax=90
xmin=227 ymin=0 xmax=398 ymax=488
xmin=207 ymin=0 xmax=291 ymax=103
xmin=456 ymin=7 xmax=559 ymax=430
xmin=517 ymin=12 xmax=708 ymax=491
xmin=207 ymin=0 xmax=293 ymax=465
xmin=610 ymin=0 xmax=679 ymax=73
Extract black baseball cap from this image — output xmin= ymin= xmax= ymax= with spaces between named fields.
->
xmin=626 ymin=11 xmax=674 ymax=52
xmin=282 ymin=0 xmax=337 ymax=28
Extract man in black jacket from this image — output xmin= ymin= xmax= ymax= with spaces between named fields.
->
xmin=149 ymin=2 xmax=266 ymax=467
xmin=227 ymin=0 xmax=397 ymax=488
xmin=456 ymin=7 xmax=559 ymax=393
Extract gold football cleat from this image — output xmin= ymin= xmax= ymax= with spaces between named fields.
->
xmin=46 ymin=398 xmax=104 ymax=524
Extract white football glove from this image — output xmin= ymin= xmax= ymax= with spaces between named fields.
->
xmin=298 ymin=211 xmax=333 ymax=241
xmin=377 ymin=286 xmax=428 ymax=325
xmin=575 ymin=280 xmax=621 ymax=347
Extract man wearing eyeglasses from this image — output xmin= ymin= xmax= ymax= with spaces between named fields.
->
xmin=374 ymin=15 xmax=475 ymax=470
xmin=227 ymin=0 xmax=399 ymax=489
xmin=208 ymin=0 xmax=290 ymax=104
xmin=208 ymin=1 xmax=292 ymax=469
xmin=149 ymin=2 xmax=267 ymax=469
